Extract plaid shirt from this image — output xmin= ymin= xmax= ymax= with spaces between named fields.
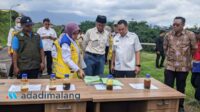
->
xmin=164 ymin=30 xmax=197 ymax=72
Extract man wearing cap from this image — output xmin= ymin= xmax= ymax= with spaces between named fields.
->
xmin=82 ymin=15 xmax=109 ymax=76
xmin=12 ymin=16 xmax=45 ymax=79
xmin=37 ymin=18 xmax=57 ymax=75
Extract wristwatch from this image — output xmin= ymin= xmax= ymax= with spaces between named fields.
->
xmin=136 ymin=65 xmax=141 ymax=67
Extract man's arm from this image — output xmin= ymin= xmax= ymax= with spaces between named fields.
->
xmin=12 ymin=36 xmax=19 ymax=75
xmin=13 ymin=51 xmax=19 ymax=75
xmin=82 ymin=30 xmax=90 ymax=52
xmin=39 ymin=39 xmax=45 ymax=71
xmin=49 ymin=29 xmax=57 ymax=41
xmin=134 ymin=35 xmax=142 ymax=75
xmin=40 ymin=48 xmax=45 ymax=71
xmin=190 ymin=32 xmax=197 ymax=55
xmin=163 ymin=34 xmax=168 ymax=55
xmin=111 ymin=51 xmax=115 ymax=73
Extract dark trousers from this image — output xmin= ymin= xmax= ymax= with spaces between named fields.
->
xmin=156 ymin=52 xmax=165 ymax=68
xmin=17 ymin=69 xmax=40 ymax=79
xmin=9 ymin=63 xmax=14 ymax=77
xmin=84 ymin=52 xmax=105 ymax=76
xmin=164 ymin=69 xmax=188 ymax=108
xmin=191 ymin=72 xmax=200 ymax=101
xmin=9 ymin=55 xmax=14 ymax=77
xmin=45 ymin=51 xmax=52 ymax=75
xmin=105 ymin=46 xmax=109 ymax=64
xmin=114 ymin=70 xmax=136 ymax=78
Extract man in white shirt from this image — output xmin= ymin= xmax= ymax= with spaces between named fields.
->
xmin=37 ymin=18 xmax=57 ymax=75
xmin=82 ymin=15 xmax=109 ymax=76
xmin=111 ymin=20 xmax=142 ymax=78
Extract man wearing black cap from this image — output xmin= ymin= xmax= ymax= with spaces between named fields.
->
xmin=12 ymin=16 xmax=45 ymax=79
xmin=82 ymin=15 xmax=109 ymax=76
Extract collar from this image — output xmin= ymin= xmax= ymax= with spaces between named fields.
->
xmin=95 ymin=27 xmax=104 ymax=34
xmin=172 ymin=29 xmax=186 ymax=36
xmin=120 ymin=31 xmax=130 ymax=38
xmin=43 ymin=26 xmax=50 ymax=30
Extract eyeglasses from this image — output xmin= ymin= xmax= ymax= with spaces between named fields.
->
xmin=44 ymin=23 xmax=50 ymax=26
xmin=173 ymin=23 xmax=181 ymax=27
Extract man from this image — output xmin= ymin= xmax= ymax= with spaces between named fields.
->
xmin=111 ymin=20 xmax=142 ymax=78
xmin=37 ymin=18 xmax=57 ymax=75
xmin=12 ymin=16 xmax=45 ymax=79
xmin=155 ymin=30 xmax=166 ymax=68
xmin=7 ymin=17 xmax=22 ymax=78
xmin=163 ymin=17 xmax=197 ymax=112
xmin=82 ymin=15 xmax=109 ymax=76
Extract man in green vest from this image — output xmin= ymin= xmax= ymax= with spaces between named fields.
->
xmin=12 ymin=16 xmax=45 ymax=79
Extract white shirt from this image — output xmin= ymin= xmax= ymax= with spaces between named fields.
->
xmin=7 ymin=27 xmax=22 ymax=46
xmin=82 ymin=27 xmax=109 ymax=55
xmin=37 ymin=27 xmax=57 ymax=51
xmin=113 ymin=32 xmax=142 ymax=71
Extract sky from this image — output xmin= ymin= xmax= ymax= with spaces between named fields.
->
xmin=0 ymin=0 xmax=200 ymax=27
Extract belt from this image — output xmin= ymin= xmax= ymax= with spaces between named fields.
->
xmin=86 ymin=52 xmax=104 ymax=57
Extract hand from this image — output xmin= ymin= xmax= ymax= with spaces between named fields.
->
xmin=14 ymin=66 xmax=20 ymax=75
xmin=156 ymin=51 xmax=160 ymax=54
xmin=40 ymin=63 xmax=45 ymax=71
xmin=7 ymin=47 xmax=13 ymax=56
xmin=111 ymin=64 xmax=115 ymax=74
xmin=49 ymin=36 xmax=56 ymax=41
xmin=77 ymin=69 xmax=85 ymax=79
xmin=135 ymin=66 xmax=141 ymax=76
xmin=42 ymin=36 xmax=49 ymax=39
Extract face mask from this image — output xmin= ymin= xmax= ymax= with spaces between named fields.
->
xmin=16 ymin=23 xmax=21 ymax=28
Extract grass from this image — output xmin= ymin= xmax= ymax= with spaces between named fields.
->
xmin=104 ymin=51 xmax=199 ymax=111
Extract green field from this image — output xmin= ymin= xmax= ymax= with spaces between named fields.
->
xmin=104 ymin=51 xmax=200 ymax=111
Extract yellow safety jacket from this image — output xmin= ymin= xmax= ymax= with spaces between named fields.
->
xmin=52 ymin=34 xmax=79 ymax=79
xmin=8 ymin=28 xmax=20 ymax=54
xmin=108 ymin=35 xmax=113 ymax=60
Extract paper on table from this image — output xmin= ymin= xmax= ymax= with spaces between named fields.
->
xmin=101 ymin=78 xmax=124 ymax=86
xmin=45 ymin=84 xmax=76 ymax=91
xmin=84 ymin=76 xmax=101 ymax=85
xmin=94 ymin=84 xmax=122 ymax=90
xmin=129 ymin=83 xmax=158 ymax=90
xmin=9 ymin=85 xmax=20 ymax=92
xmin=8 ymin=84 xmax=42 ymax=92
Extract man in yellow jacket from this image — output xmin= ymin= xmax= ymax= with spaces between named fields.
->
xmin=7 ymin=17 xmax=22 ymax=78
xmin=52 ymin=23 xmax=85 ymax=79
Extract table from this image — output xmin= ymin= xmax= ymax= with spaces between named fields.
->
xmin=0 ymin=78 xmax=185 ymax=112
xmin=88 ymin=78 xmax=185 ymax=112
xmin=0 ymin=79 xmax=91 ymax=112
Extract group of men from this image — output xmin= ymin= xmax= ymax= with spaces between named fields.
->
xmin=6 ymin=15 xmax=200 ymax=112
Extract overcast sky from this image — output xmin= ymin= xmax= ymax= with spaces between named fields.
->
xmin=0 ymin=0 xmax=200 ymax=27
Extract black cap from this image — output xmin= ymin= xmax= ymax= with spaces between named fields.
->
xmin=96 ymin=15 xmax=107 ymax=24
xmin=20 ymin=16 xmax=34 ymax=25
